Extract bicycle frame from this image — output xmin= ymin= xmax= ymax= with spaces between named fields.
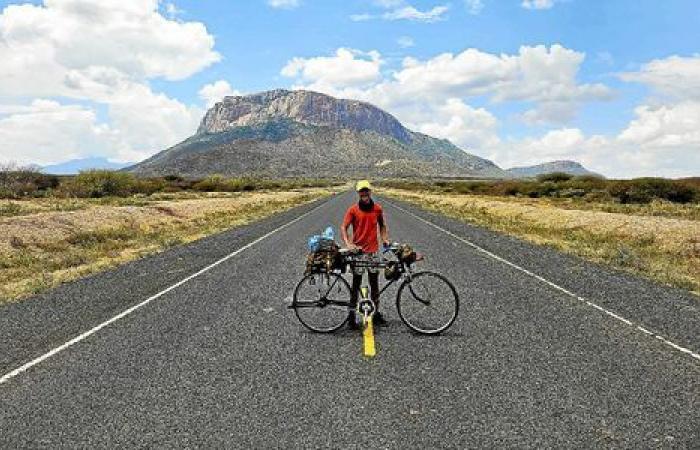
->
xmin=344 ymin=254 xmax=418 ymax=303
xmin=295 ymin=250 xmax=428 ymax=312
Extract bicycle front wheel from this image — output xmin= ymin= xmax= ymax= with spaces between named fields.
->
xmin=396 ymin=271 xmax=459 ymax=335
xmin=292 ymin=273 xmax=352 ymax=333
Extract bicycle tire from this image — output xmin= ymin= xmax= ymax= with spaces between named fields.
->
xmin=292 ymin=273 xmax=352 ymax=333
xmin=396 ymin=271 xmax=459 ymax=335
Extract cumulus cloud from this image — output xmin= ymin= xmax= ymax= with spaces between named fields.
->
xmin=619 ymin=102 xmax=700 ymax=148
xmin=383 ymin=5 xmax=448 ymax=22
xmin=283 ymin=45 xmax=612 ymax=126
xmin=603 ymin=55 xmax=700 ymax=176
xmin=489 ymin=128 xmax=606 ymax=169
xmin=198 ymin=81 xmax=242 ymax=107
xmin=0 ymin=0 xmax=219 ymax=164
xmin=487 ymin=121 xmax=700 ymax=179
xmin=391 ymin=45 xmax=611 ymax=109
xmin=390 ymin=98 xmax=500 ymax=149
xmin=282 ymin=48 xmax=383 ymax=91
xmin=351 ymin=2 xmax=449 ymax=22
xmin=620 ymin=55 xmax=700 ymax=100
xmin=0 ymin=100 xmax=116 ymax=165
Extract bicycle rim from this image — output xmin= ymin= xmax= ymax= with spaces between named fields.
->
xmin=293 ymin=273 xmax=351 ymax=333
xmin=396 ymin=271 xmax=459 ymax=335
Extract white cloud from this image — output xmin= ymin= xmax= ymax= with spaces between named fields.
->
xmin=619 ymin=102 xmax=700 ymax=148
xmin=0 ymin=1 xmax=220 ymax=88
xmin=391 ymin=45 xmax=611 ymax=107
xmin=487 ymin=121 xmax=700 ymax=179
xmin=521 ymin=0 xmax=557 ymax=10
xmin=620 ymin=55 xmax=700 ymax=101
xmin=198 ymin=81 xmax=242 ymax=107
xmin=383 ymin=5 xmax=448 ymax=22
xmin=397 ymin=36 xmax=415 ymax=48
xmin=607 ymin=55 xmax=700 ymax=176
xmin=281 ymin=48 xmax=383 ymax=91
xmin=351 ymin=2 xmax=449 ymax=22
xmin=282 ymin=45 xmax=615 ymax=170
xmin=464 ymin=0 xmax=484 ymax=15
xmin=267 ymin=0 xmax=300 ymax=9
xmin=285 ymin=45 xmax=611 ymax=126
xmin=0 ymin=100 xmax=116 ymax=165
xmin=0 ymin=0 xmax=219 ymax=165
xmin=408 ymin=98 xmax=501 ymax=149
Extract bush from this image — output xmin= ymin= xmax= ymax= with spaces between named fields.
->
xmin=0 ymin=163 xmax=59 ymax=198
xmin=131 ymin=178 xmax=167 ymax=195
xmin=608 ymin=178 xmax=698 ymax=204
xmin=60 ymin=170 xmax=136 ymax=198
xmin=537 ymin=172 xmax=573 ymax=182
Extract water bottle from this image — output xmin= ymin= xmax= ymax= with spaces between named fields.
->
xmin=307 ymin=235 xmax=320 ymax=252
xmin=322 ymin=226 xmax=335 ymax=242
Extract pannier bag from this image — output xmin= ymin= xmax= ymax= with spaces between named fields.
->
xmin=304 ymin=226 xmax=345 ymax=275
xmin=384 ymin=260 xmax=400 ymax=281
xmin=398 ymin=244 xmax=417 ymax=265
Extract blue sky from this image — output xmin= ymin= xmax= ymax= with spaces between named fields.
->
xmin=0 ymin=0 xmax=698 ymax=177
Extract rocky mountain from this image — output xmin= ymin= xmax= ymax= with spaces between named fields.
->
xmin=128 ymin=89 xmax=506 ymax=178
xmin=506 ymin=160 xmax=598 ymax=178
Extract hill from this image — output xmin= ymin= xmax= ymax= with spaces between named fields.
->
xmin=127 ymin=89 xmax=506 ymax=178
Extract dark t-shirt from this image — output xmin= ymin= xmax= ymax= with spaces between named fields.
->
xmin=342 ymin=202 xmax=384 ymax=253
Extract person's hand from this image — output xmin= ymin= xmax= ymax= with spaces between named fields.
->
xmin=346 ymin=243 xmax=360 ymax=251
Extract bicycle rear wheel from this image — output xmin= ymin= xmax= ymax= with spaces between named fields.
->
xmin=292 ymin=273 xmax=352 ymax=333
xmin=396 ymin=271 xmax=459 ymax=335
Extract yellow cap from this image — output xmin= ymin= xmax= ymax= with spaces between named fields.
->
xmin=356 ymin=180 xmax=372 ymax=192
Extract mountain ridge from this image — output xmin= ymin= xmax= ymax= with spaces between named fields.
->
xmin=506 ymin=160 xmax=599 ymax=178
xmin=129 ymin=89 xmax=506 ymax=178
xmin=127 ymin=89 xmax=597 ymax=179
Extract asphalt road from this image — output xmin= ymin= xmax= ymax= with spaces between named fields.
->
xmin=1 ymin=190 xmax=698 ymax=448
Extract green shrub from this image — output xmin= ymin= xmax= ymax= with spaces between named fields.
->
xmin=131 ymin=178 xmax=167 ymax=195
xmin=0 ymin=164 xmax=59 ymax=198
xmin=192 ymin=175 xmax=226 ymax=192
xmin=608 ymin=178 xmax=698 ymax=204
xmin=537 ymin=172 xmax=573 ymax=182
xmin=60 ymin=170 xmax=136 ymax=198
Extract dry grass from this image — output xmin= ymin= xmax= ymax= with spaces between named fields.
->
xmin=0 ymin=188 xmax=338 ymax=303
xmin=382 ymin=188 xmax=700 ymax=296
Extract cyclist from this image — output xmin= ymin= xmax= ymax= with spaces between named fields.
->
xmin=341 ymin=180 xmax=390 ymax=329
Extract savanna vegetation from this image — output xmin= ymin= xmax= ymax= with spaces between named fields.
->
xmin=379 ymin=174 xmax=699 ymax=296
xmin=0 ymin=164 xmax=340 ymax=201
xmin=0 ymin=165 xmax=343 ymax=302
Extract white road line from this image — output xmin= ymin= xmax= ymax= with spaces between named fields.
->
xmin=385 ymin=200 xmax=700 ymax=363
xmin=0 ymin=196 xmax=334 ymax=386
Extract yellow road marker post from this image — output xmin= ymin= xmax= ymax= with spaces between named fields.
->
xmin=363 ymin=316 xmax=376 ymax=357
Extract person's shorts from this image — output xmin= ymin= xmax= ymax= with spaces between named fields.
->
xmin=352 ymin=252 xmax=379 ymax=275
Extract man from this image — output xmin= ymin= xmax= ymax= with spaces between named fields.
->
xmin=341 ymin=180 xmax=390 ymax=329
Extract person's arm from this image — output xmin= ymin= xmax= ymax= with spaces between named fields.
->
xmin=378 ymin=211 xmax=389 ymax=247
xmin=341 ymin=209 xmax=358 ymax=249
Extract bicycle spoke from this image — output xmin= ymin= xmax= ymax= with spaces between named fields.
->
xmin=397 ymin=271 xmax=459 ymax=335
xmin=293 ymin=274 xmax=351 ymax=333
